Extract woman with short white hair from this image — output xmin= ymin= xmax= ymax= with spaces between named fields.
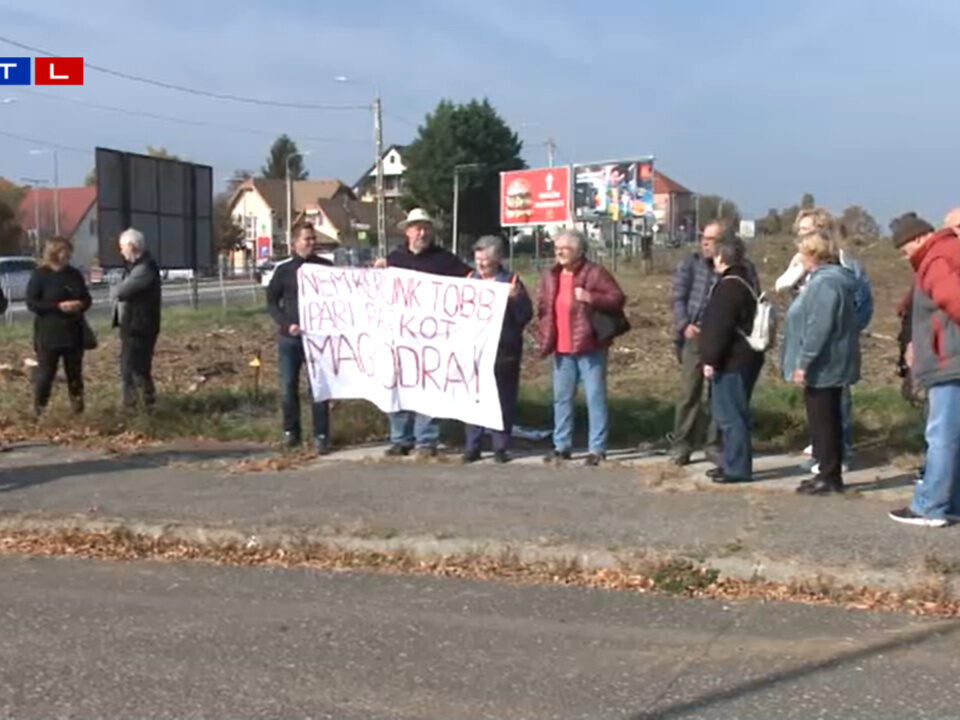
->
xmin=462 ymin=235 xmax=533 ymax=464
xmin=537 ymin=230 xmax=627 ymax=467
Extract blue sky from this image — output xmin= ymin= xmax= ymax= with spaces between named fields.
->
xmin=1 ymin=0 xmax=958 ymax=226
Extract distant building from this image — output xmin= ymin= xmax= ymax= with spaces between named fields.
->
xmin=228 ymin=178 xmax=355 ymax=263
xmin=353 ymin=145 xmax=407 ymax=205
xmin=228 ymin=177 xmax=403 ymax=266
xmin=653 ymin=171 xmax=694 ymax=240
xmin=17 ymin=186 xmax=98 ymax=275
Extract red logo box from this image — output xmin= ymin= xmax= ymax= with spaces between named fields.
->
xmin=35 ymin=57 xmax=83 ymax=85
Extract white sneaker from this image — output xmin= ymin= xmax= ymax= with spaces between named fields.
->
xmin=889 ymin=508 xmax=949 ymax=528
xmin=810 ymin=461 xmax=851 ymax=475
xmin=803 ymin=444 xmax=813 ymax=456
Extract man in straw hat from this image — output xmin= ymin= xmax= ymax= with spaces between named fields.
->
xmin=380 ymin=208 xmax=471 ymax=459
xmin=888 ymin=212 xmax=960 ymax=527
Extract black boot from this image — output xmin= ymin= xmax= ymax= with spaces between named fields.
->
xmin=70 ymin=395 xmax=84 ymax=415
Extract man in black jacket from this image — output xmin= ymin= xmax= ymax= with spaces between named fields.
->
xmin=266 ymin=221 xmax=334 ymax=452
xmin=699 ymin=237 xmax=764 ymax=483
xmin=112 ymin=228 xmax=162 ymax=408
xmin=377 ymin=208 xmax=471 ymax=458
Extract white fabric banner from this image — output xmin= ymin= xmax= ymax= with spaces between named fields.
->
xmin=297 ymin=265 xmax=510 ymax=430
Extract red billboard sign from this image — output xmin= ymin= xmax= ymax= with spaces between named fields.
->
xmin=500 ymin=167 xmax=571 ymax=227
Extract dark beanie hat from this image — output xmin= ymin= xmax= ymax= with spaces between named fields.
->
xmin=892 ymin=212 xmax=934 ymax=247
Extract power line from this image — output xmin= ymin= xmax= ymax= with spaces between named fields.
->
xmin=0 ymin=34 xmax=371 ymax=111
xmin=0 ymin=128 xmax=91 ymax=155
xmin=20 ymin=88 xmax=368 ymax=144
xmin=384 ymin=110 xmax=419 ymax=129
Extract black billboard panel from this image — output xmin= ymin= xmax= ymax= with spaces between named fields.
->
xmin=95 ymin=147 xmax=214 ymax=269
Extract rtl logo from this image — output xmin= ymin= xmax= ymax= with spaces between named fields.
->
xmin=0 ymin=57 xmax=84 ymax=85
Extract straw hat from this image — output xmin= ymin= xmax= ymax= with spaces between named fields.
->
xmin=398 ymin=208 xmax=440 ymax=230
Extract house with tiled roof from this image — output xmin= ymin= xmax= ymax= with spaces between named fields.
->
xmin=228 ymin=177 xmax=356 ymax=261
xmin=229 ymin=177 xmax=403 ymax=262
xmin=17 ymin=186 xmax=99 ymax=274
xmin=353 ymin=145 xmax=406 ymax=204
xmin=653 ymin=171 xmax=694 ymax=240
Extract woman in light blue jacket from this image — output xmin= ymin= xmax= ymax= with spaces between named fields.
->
xmin=781 ymin=231 xmax=861 ymax=496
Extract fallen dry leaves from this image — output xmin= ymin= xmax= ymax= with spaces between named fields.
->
xmin=1 ymin=527 xmax=959 ymax=618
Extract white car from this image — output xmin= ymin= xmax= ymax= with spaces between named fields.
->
xmin=257 ymin=258 xmax=291 ymax=289
xmin=0 ymin=256 xmax=38 ymax=301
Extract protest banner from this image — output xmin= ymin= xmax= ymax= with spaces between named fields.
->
xmin=297 ymin=265 xmax=511 ymax=429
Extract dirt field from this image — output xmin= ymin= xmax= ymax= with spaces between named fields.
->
xmin=0 ymin=235 xmax=923 ymax=458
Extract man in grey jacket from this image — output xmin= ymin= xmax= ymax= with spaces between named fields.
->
xmin=111 ymin=228 xmax=162 ymax=408
xmin=669 ymin=220 xmax=758 ymax=465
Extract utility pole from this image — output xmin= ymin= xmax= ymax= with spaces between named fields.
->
xmin=284 ymin=151 xmax=309 ymax=256
xmin=546 ymin=138 xmax=556 ymax=168
xmin=374 ymin=92 xmax=386 ymax=259
xmin=452 ymin=170 xmax=460 ymax=256
xmin=52 ymin=149 xmax=60 ymax=236
xmin=21 ymin=177 xmax=46 ymax=256
xmin=452 ymin=163 xmax=481 ymax=257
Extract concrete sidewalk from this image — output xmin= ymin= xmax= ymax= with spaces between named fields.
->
xmin=0 ymin=440 xmax=953 ymax=597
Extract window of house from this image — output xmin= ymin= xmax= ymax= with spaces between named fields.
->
xmin=89 ymin=219 xmax=96 ymax=235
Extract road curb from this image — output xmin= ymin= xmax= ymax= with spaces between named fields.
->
xmin=1 ymin=512 xmax=955 ymax=600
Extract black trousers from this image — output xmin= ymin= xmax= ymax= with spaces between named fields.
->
xmin=464 ymin=354 xmax=521 ymax=453
xmin=35 ymin=346 xmax=84 ymax=410
xmin=121 ymin=333 xmax=158 ymax=407
xmin=804 ymin=386 xmax=843 ymax=487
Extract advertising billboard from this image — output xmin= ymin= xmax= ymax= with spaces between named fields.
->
xmin=96 ymin=147 xmax=213 ymax=269
xmin=499 ymin=166 xmax=571 ymax=227
xmin=573 ymin=158 xmax=654 ymax=221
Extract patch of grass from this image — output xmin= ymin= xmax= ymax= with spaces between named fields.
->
xmin=0 ymin=239 xmax=929 ymax=457
xmin=651 ymin=559 xmax=720 ymax=594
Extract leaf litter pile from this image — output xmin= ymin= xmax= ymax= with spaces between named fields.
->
xmin=2 ymin=527 xmax=959 ymax=618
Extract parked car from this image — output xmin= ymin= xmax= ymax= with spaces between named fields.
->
xmin=161 ymin=269 xmax=195 ymax=282
xmin=0 ymin=256 xmax=38 ymax=301
xmin=257 ymin=258 xmax=291 ymax=288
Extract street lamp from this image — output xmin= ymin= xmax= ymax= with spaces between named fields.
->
xmin=452 ymin=163 xmax=482 ymax=256
xmin=335 ymin=76 xmax=386 ymax=258
xmin=29 ymin=148 xmax=59 ymax=236
xmin=20 ymin=176 xmax=47 ymax=256
xmin=285 ymin=150 xmax=311 ymax=255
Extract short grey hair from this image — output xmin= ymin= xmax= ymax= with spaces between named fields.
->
xmin=472 ymin=235 xmax=503 ymax=261
xmin=119 ymin=228 xmax=146 ymax=252
xmin=554 ymin=229 xmax=587 ymax=255
xmin=715 ymin=236 xmax=746 ymax=267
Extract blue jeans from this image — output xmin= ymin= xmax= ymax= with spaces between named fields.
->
xmin=389 ymin=411 xmax=439 ymax=449
xmin=277 ymin=334 xmax=329 ymax=441
xmin=710 ymin=366 xmax=757 ymax=479
xmin=910 ymin=382 xmax=960 ymax=520
xmin=552 ymin=350 xmax=609 ymax=454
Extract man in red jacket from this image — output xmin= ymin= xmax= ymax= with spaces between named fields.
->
xmin=537 ymin=229 xmax=626 ymax=466
xmin=888 ymin=213 xmax=960 ymax=527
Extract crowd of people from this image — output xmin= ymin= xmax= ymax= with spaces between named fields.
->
xmin=669 ymin=206 xmax=960 ymax=527
xmin=19 ymin=201 xmax=960 ymax=529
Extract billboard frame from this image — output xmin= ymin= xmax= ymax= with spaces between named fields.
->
xmin=95 ymin=146 xmax=214 ymax=271
xmin=572 ymin=155 xmax=656 ymax=221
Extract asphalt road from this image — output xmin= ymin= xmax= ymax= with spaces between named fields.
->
xmin=5 ymin=279 xmax=261 ymax=318
xmin=0 ymin=556 xmax=958 ymax=719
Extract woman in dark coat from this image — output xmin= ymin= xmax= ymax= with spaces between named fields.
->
xmin=26 ymin=237 xmax=92 ymax=415
xmin=462 ymin=235 xmax=533 ymax=464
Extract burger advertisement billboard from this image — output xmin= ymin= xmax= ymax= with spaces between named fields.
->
xmin=500 ymin=167 xmax=571 ymax=227
xmin=573 ymin=158 xmax=655 ymax=221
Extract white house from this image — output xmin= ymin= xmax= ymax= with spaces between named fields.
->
xmin=353 ymin=145 xmax=406 ymax=203
xmin=228 ymin=178 xmax=355 ymax=266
